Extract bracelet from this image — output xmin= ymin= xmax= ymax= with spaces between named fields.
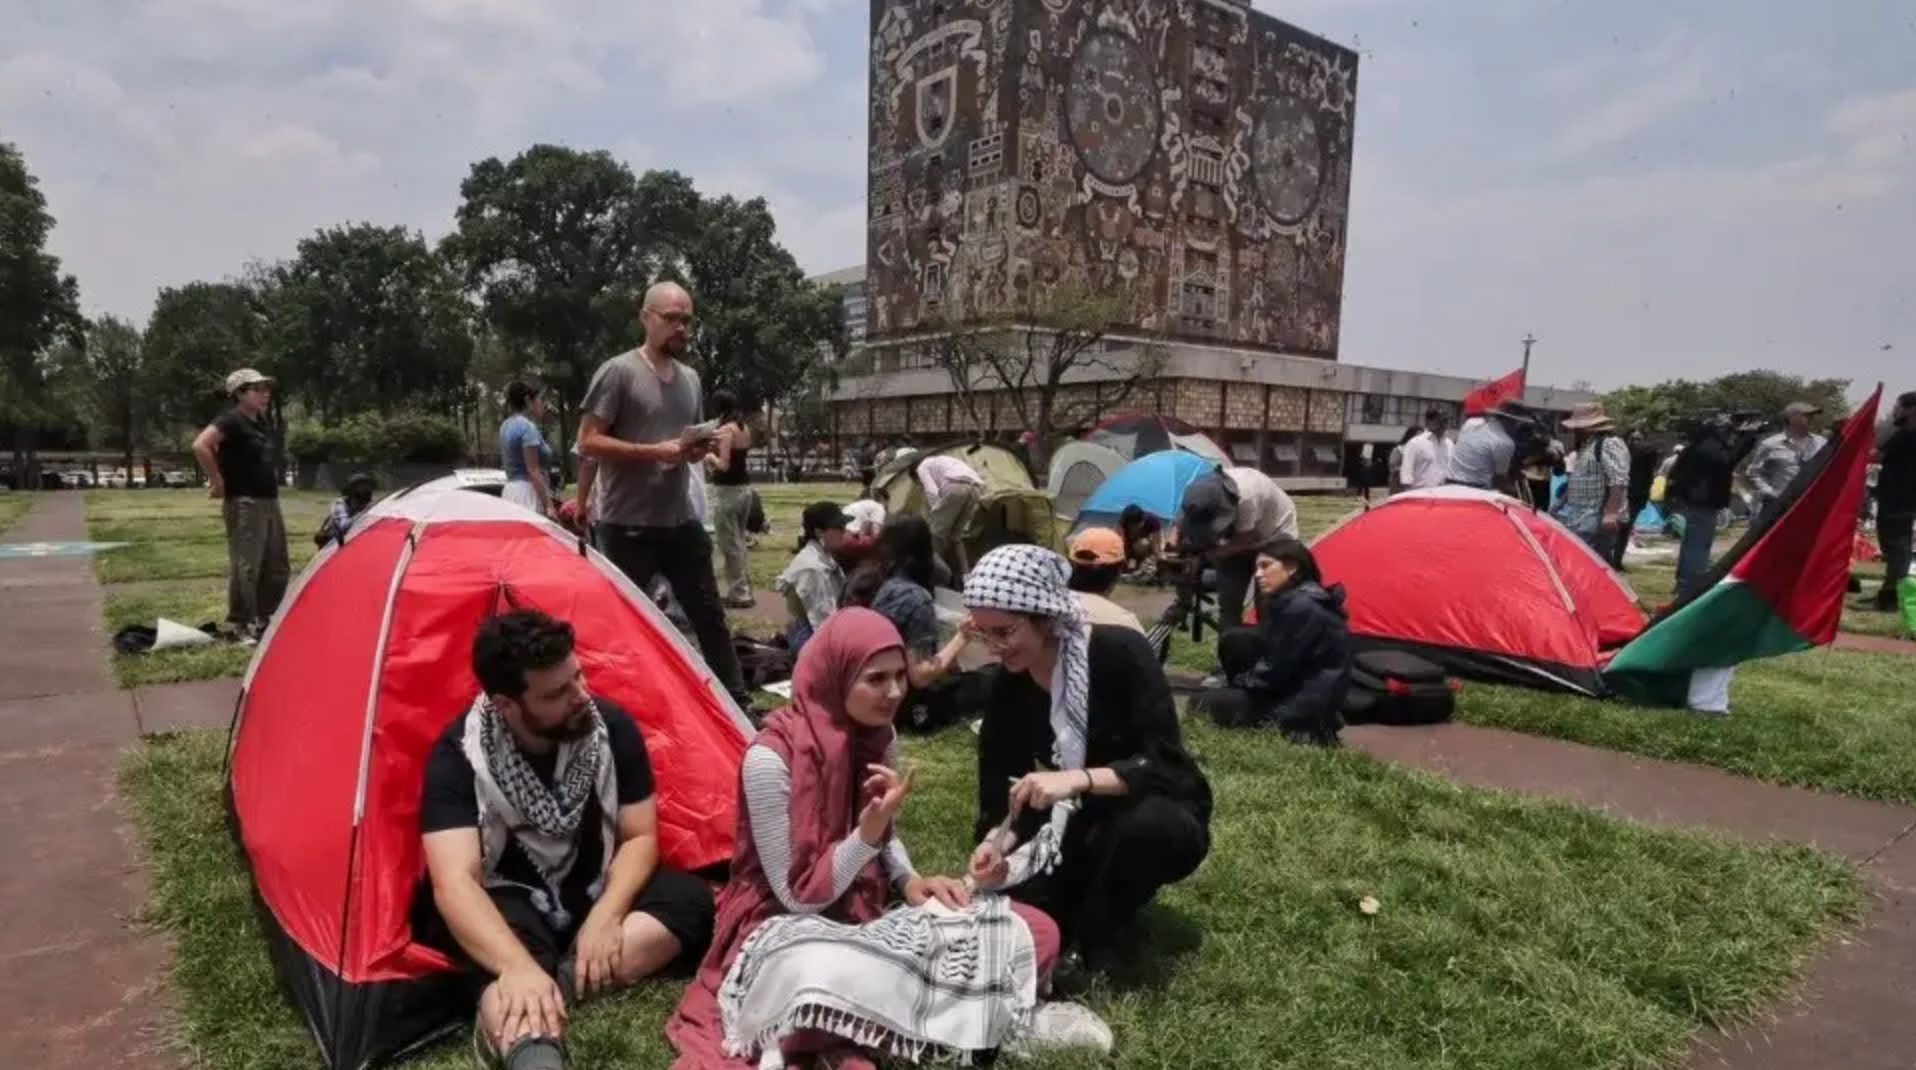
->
xmin=1080 ymin=769 xmax=1094 ymax=793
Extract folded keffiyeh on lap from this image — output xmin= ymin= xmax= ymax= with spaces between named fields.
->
xmin=719 ymin=897 xmax=1040 ymax=1068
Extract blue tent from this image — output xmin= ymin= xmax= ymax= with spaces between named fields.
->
xmin=1073 ymin=451 xmax=1220 ymax=532
xmin=1546 ymin=474 xmax=1664 ymax=531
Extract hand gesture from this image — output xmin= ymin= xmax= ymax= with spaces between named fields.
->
xmin=571 ymin=912 xmax=624 ymax=998
xmin=1010 ymin=769 xmax=1086 ymax=811
xmin=857 ymin=763 xmax=912 ymax=847
xmin=967 ymin=841 xmax=1009 ymax=890
xmin=493 ymin=961 xmax=565 ymax=1047
xmin=904 ymin=875 xmax=971 ymax=910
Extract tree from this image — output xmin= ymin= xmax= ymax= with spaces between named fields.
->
xmin=1601 ymin=371 xmax=1852 ymax=435
xmin=446 ymin=146 xmax=662 ymax=468
xmin=673 ymin=193 xmax=840 ymax=409
xmin=922 ymin=282 xmax=1166 ymax=471
xmin=82 ymin=315 xmax=149 ymax=478
xmin=0 ymin=142 xmax=84 ymax=484
xmin=142 ymin=281 xmax=269 ymax=442
xmin=261 ymin=223 xmax=474 ymax=422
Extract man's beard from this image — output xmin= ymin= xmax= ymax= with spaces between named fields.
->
xmin=533 ymin=703 xmax=594 ymax=743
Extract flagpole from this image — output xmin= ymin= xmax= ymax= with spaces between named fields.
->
xmin=1521 ymin=332 xmax=1536 ymax=379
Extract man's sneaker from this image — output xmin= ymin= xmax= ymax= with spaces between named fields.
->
xmin=1008 ymin=1002 xmax=1114 ymax=1059
xmin=473 ymin=1022 xmax=566 ymax=1070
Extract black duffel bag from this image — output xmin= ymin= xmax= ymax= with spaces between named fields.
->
xmin=1342 ymin=650 xmax=1457 ymax=727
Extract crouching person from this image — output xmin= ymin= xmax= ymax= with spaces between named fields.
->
xmin=419 ymin=609 xmax=716 ymax=1070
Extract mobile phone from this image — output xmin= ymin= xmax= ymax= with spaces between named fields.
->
xmin=682 ymin=420 xmax=721 ymax=443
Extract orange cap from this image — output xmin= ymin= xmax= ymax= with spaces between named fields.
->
xmin=1067 ymin=527 xmax=1126 ymax=566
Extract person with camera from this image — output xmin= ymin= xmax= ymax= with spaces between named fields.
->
xmin=1172 ymin=465 xmax=1299 ymax=630
xmin=1742 ymin=402 xmax=1827 ymax=526
xmin=1664 ymin=411 xmax=1762 ymax=600
xmin=1872 ymin=392 xmax=1915 ymax=614
xmin=1551 ymin=404 xmax=1631 ymax=560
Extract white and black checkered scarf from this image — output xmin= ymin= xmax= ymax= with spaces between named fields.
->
xmin=460 ymin=692 xmax=617 ymax=928
xmin=963 ymin=543 xmax=1090 ymax=770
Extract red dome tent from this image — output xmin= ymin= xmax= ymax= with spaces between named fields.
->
xmin=1311 ymin=487 xmax=1647 ymax=696
xmin=226 ymin=486 xmax=754 ymax=1070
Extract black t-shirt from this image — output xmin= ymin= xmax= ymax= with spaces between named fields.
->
xmin=214 ymin=409 xmax=280 ymax=499
xmin=1877 ymin=427 xmax=1916 ymax=514
xmin=421 ymin=699 xmax=656 ymax=922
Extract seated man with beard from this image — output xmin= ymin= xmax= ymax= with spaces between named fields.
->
xmin=419 ymin=609 xmax=715 ymax=1070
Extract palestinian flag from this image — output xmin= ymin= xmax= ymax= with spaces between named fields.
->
xmin=1603 ymin=385 xmax=1882 ymax=706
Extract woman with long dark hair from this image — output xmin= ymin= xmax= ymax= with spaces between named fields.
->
xmin=499 ymin=381 xmax=555 ymax=518
xmin=1207 ymin=537 xmax=1350 ymax=746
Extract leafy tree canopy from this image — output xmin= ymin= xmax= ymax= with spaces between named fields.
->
xmin=1601 ymin=371 xmax=1853 ymax=435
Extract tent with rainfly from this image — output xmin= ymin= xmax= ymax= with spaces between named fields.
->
xmin=226 ymin=484 xmax=754 ymax=1070
xmin=1310 ymin=487 xmax=1647 ymax=696
xmin=872 ymin=441 xmax=1060 ymax=552
xmin=1604 ymin=385 xmax=1882 ymax=706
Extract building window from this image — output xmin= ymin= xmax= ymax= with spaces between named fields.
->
xmin=1180 ymin=280 xmax=1217 ymax=320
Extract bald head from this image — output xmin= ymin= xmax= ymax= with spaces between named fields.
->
xmin=640 ymin=281 xmax=694 ymax=356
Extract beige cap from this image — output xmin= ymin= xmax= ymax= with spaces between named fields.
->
xmin=225 ymin=368 xmax=273 ymax=395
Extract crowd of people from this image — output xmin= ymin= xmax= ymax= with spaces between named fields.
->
xmin=180 ymin=277 xmax=1913 ymax=1069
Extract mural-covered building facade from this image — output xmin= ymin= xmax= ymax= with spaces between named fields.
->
xmin=864 ymin=0 xmax=1359 ymax=356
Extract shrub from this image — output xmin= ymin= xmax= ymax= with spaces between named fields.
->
xmin=287 ymin=412 xmax=469 ymax=466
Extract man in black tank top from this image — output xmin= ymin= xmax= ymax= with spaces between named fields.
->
xmin=704 ymin=391 xmax=757 ymax=608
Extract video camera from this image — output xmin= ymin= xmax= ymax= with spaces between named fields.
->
xmin=1150 ymin=543 xmax=1221 ymax=652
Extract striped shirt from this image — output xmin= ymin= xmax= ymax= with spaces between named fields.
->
xmin=741 ymin=743 xmax=916 ymax=913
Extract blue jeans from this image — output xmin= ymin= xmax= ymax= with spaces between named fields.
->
xmin=1675 ymin=505 xmax=1719 ymax=600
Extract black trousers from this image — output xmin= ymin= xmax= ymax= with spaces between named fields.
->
xmin=418 ymin=868 xmax=716 ymax=1003
xmin=1213 ymin=551 xmax=1256 ymax=631
xmin=1878 ymin=510 xmax=1913 ymax=609
xmin=596 ymin=522 xmax=749 ymax=704
xmin=1009 ymin=795 xmax=1209 ymax=961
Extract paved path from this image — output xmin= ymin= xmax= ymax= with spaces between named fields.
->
xmin=6 ymin=493 xmax=1909 ymax=1069
xmin=0 ymin=493 xmax=173 ymax=1069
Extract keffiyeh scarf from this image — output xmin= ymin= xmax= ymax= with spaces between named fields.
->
xmin=963 ymin=544 xmax=1092 ymax=886
xmin=459 ymin=693 xmax=618 ymax=929
xmin=719 ymin=899 xmax=1039 ymax=1069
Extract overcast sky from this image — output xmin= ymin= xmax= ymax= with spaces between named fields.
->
xmin=2 ymin=0 xmax=1910 ymax=397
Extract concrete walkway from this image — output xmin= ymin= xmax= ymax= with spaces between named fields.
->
xmin=0 ymin=493 xmax=173 ymax=1069
xmin=5 ymin=492 xmax=1910 ymax=1069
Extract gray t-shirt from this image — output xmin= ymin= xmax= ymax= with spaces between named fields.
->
xmin=580 ymin=349 xmax=703 ymax=528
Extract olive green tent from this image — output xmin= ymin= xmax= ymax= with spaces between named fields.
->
xmin=872 ymin=442 xmax=1061 ymax=556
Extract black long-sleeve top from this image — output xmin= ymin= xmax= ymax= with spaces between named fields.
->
xmin=973 ymin=625 xmax=1213 ymax=847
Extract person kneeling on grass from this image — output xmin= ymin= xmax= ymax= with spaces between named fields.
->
xmin=419 ymin=609 xmax=716 ymax=1070
xmin=667 ymin=608 xmax=1109 ymax=1069
xmin=962 ymin=545 xmax=1213 ymax=981
xmin=1199 ymin=537 xmax=1349 ymax=746
xmin=314 ymin=472 xmax=377 ymax=547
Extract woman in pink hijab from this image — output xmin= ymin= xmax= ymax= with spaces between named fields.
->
xmin=668 ymin=609 xmax=1097 ymax=1069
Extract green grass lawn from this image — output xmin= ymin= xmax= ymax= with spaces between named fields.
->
xmin=91 ymin=487 xmax=1916 ymax=804
xmin=124 ymin=724 xmax=1863 ymax=1070
xmin=0 ymin=491 xmax=32 ymax=536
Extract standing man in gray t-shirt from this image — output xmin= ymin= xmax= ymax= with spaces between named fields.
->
xmin=577 ymin=281 xmax=747 ymax=705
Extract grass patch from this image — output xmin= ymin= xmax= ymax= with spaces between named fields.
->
xmin=126 ymin=724 xmax=1861 ymax=1070
xmin=0 ymin=491 xmax=32 ymax=536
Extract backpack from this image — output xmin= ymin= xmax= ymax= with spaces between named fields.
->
xmin=1342 ymin=650 xmax=1457 ymax=726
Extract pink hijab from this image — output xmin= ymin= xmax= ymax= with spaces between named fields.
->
xmin=667 ymin=608 xmax=906 ymax=1069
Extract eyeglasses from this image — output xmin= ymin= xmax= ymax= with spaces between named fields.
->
xmin=969 ymin=622 xmax=1021 ymax=650
xmin=647 ymin=309 xmax=694 ymax=326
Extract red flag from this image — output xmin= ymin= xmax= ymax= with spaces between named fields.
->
xmin=1462 ymin=368 xmax=1526 ymax=416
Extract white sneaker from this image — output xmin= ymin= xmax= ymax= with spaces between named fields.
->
xmin=1008 ymin=1001 xmax=1113 ymax=1059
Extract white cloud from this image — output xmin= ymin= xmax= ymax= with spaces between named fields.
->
xmin=0 ymin=0 xmax=1910 ymax=397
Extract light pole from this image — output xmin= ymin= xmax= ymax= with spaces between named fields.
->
xmin=1521 ymin=332 xmax=1537 ymax=379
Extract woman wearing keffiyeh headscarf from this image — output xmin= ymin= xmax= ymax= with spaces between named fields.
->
xmin=961 ymin=544 xmax=1215 ymax=979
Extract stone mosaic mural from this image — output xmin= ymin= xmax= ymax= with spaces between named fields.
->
xmin=866 ymin=0 xmax=1358 ymax=357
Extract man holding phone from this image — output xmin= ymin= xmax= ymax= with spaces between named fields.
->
xmin=577 ymin=281 xmax=749 ymax=706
